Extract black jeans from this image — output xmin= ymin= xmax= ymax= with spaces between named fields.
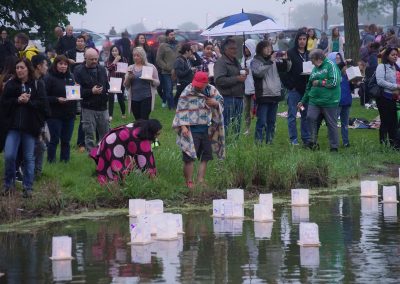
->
xmin=376 ymin=96 xmax=398 ymax=148
xmin=108 ymin=92 xmax=126 ymax=117
xmin=131 ymin=97 xmax=152 ymax=120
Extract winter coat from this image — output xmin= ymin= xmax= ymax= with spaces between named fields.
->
xmin=56 ymin=35 xmax=76 ymax=55
xmin=19 ymin=45 xmax=40 ymax=61
xmin=73 ymin=64 xmax=109 ymax=111
xmin=156 ymin=41 xmax=178 ymax=74
xmin=214 ymin=54 xmax=244 ymax=97
xmin=251 ymin=54 xmax=291 ymax=104
xmin=241 ymin=39 xmax=257 ymax=95
xmin=44 ymin=69 xmax=77 ymax=119
xmin=301 ymin=58 xmax=341 ymax=108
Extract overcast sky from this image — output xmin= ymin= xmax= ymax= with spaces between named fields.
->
xmin=69 ymin=0 xmax=316 ymax=33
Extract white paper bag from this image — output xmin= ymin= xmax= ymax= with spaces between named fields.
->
xmin=302 ymin=61 xmax=313 ymax=74
xmin=116 ymin=62 xmax=128 ymax=73
xmin=346 ymin=66 xmax=363 ymax=81
xmin=76 ymin=52 xmax=84 ymax=63
xmin=208 ymin=63 xmax=214 ymax=77
xmin=109 ymin=77 xmax=122 ymax=93
xmin=65 ymin=85 xmax=81 ymax=100
xmin=140 ymin=66 xmax=153 ymax=80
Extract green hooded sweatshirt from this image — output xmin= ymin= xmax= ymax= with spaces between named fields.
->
xmin=301 ymin=58 xmax=341 ymax=108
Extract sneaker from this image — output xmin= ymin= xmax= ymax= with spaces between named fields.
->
xmin=16 ymin=170 xmax=23 ymax=183
xmin=343 ymin=143 xmax=350 ymax=148
xmin=162 ymin=103 xmax=166 ymax=108
xmin=23 ymin=189 xmax=32 ymax=198
xmin=290 ymin=141 xmax=299 ymax=146
xmin=108 ymin=116 xmax=113 ymax=122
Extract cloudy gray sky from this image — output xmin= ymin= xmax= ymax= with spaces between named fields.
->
xmin=69 ymin=0 xmax=316 ymax=33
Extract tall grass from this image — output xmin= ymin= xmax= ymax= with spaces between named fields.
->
xmin=0 ymin=95 xmax=398 ymax=222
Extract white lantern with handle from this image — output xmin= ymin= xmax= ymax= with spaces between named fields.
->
xmin=382 ymin=186 xmax=398 ymax=203
xmin=360 ymin=180 xmax=378 ymax=197
xmin=298 ymin=222 xmax=321 ymax=247
xmin=291 ymin=189 xmax=309 ymax=206
xmin=50 ymin=236 xmax=74 ymax=260
xmin=129 ymin=199 xmax=146 ymax=217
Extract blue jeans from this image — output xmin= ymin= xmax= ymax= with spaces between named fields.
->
xmin=338 ymin=105 xmax=350 ymax=145
xmin=287 ymin=89 xmax=310 ymax=144
xmin=223 ymin=96 xmax=243 ymax=137
xmin=160 ymin=74 xmax=174 ymax=109
xmin=4 ymin=130 xmax=36 ymax=190
xmin=255 ymin=102 xmax=279 ymax=143
xmin=47 ymin=118 xmax=75 ymax=162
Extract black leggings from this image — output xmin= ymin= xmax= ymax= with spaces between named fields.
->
xmin=131 ymin=97 xmax=152 ymax=120
xmin=108 ymin=92 xmax=126 ymax=117
xmin=376 ymin=96 xmax=398 ymax=148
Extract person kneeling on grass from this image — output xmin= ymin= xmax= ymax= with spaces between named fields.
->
xmin=172 ymin=71 xmax=225 ymax=189
xmin=89 ymin=119 xmax=162 ymax=185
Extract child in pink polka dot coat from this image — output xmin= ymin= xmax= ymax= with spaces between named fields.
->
xmin=89 ymin=119 xmax=162 ymax=184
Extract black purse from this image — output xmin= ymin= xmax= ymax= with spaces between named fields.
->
xmin=368 ymin=65 xmax=386 ymax=99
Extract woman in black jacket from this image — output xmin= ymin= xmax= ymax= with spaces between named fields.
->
xmin=44 ymin=55 xmax=76 ymax=163
xmin=1 ymin=58 xmax=47 ymax=197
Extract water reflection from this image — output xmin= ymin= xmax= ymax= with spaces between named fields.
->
xmin=0 ymin=196 xmax=400 ymax=282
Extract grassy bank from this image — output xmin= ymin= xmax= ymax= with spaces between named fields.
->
xmin=0 ymin=96 xmax=398 ymax=223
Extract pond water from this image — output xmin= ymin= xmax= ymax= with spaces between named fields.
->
xmin=0 ymin=192 xmax=400 ymax=283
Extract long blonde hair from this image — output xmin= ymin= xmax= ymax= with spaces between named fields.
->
xmin=132 ymin=47 xmax=148 ymax=65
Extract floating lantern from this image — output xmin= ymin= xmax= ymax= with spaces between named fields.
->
xmin=292 ymin=206 xmax=310 ymax=223
xmin=254 ymin=221 xmax=273 ymax=239
xmin=300 ymin=247 xmax=320 ymax=267
xmin=130 ymin=244 xmax=152 ymax=264
xmin=291 ymin=189 xmax=309 ymax=206
xmin=145 ymin=200 xmax=164 ymax=215
xmin=52 ymin=260 xmax=72 ymax=282
xmin=360 ymin=197 xmax=379 ymax=213
xmin=297 ymin=222 xmax=321 ymax=247
xmin=172 ymin=213 xmax=184 ymax=234
xmin=50 ymin=236 xmax=74 ymax=260
xmin=212 ymin=199 xmax=224 ymax=217
xmin=231 ymin=203 xmax=244 ymax=219
xmin=227 ymin=189 xmax=244 ymax=204
xmin=259 ymin=193 xmax=273 ymax=209
xmin=128 ymin=199 xmax=146 ymax=217
xmin=383 ymin=203 xmax=397 ymax=218
xmin=155 ymin=214 xmax=178 ymax=240
xmin=253 ymin=204 xmax=274 ymax=222
xmin=212 ymin=199 xmax=235 ymax=218
xmin=109 ymin=77 xmax=122 ymax=93
xmin=129 ymin=224 xmax=152 ymax=245
xmin=116 ymin=62 xmax=128 ymax=73
xmin=382 ymin=186 xmax=398 ymax=203
xmin=360 ymin=180 xmax=378 ymax=197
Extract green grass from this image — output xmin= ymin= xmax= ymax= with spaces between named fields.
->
xmin=0 ymin=95 xmax=398 ymax=222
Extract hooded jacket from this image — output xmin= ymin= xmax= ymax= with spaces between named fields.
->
xmin=241 ymin=39 xmax=257 ymax=95
xmin=301 ymin=58 xmax=341 ymax=108
xmin=282 ymin=32 xmax=309 ymax=95
xmin=19 ymin=44 xmax=40 ymax=61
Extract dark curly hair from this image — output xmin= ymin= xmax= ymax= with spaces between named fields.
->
xmin=134 ymin=119 xmax=162 ymax=141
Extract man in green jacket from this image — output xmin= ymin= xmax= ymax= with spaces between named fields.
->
xmin=298 ymin=49 xmax=341 ymax=151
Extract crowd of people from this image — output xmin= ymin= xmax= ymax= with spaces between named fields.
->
xmin=0 ymin=22 xmax=399 ymax=193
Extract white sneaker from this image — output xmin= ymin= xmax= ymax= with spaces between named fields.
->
xmin=162 ymin=103 xmax=166 ymax=108
xmin=108 ymin=116 xmax=113 ymax=122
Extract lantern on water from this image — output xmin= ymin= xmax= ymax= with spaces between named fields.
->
xmin=129 ymin=224 xmax=152 ymax=245
xmin=360 ymin=180 xmax=378 ymax=197
xmin=382 ymin=186 xmax=398 ymax=203
xmin=155 ymin=214 xmax=178 ymax=240
xmin=129 ymin=199 xmax=146 ymax=217
xmin=298 ymin=222 xmax=321 ymax=246
xmin=50 ymin=236 xmax=74 ymax=260
xmin=253 ymin=204 xmax=274 ymax=222
xmin=291 ymin=189 xmax=309 ymax=206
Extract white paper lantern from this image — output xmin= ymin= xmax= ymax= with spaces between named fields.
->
xmin=383 ymin=203 xmax=397 ymax=218
xmin=155 ymin=214 xmax=178 ymax=240
xmin=292 ymin=207 xmax=310 ymax=223
xmin=361 ymin=197 xmax=379 ymax=213
xmin=302 ymin=61 xmax=313 ymax=74
xmin=116 ymin=62 xmax=128 ymax=73
xmin=212 ymin=199 xmax=224 ymax=217
xmin=254 ymin=222 xmax=273 ymax=239
xmin=129 ymin=224 xmax=152 ymax=245
xmin=227 ymin=189 xmax=244 ymax=204
xmin=231 ymin=203 xmax=244 ymax=219
xmin=298 ymin=222 xmax=321 ymax=247
xmin=145 ymin=200 xmax=164 ymax=215
xmin=254 ymin=204 xmax=274 ymax=222
xmin=52 ymin=260 xmax=72 ymax=281
xmin=291 ymin=189 xmax=309 ymax=206
xmin=140 ymin=66 xmax=154 ymax=80
xmin=128 ymin=199 xmax=146 ymax=217
xmin=300 ymin=247 xmax=320 ymax=267
xmin=360 ymin=180 xmax=378 ymax=197
xmin=172 ymin=214 xmax=184 ymax=234
xmin=109 ymin=77 xmax=123 ymax=93
xmin=259 ymin=193 xmax=273 ymax=208
xmin=112 ymin=277 xmax=140 ymax=284
xmin=50 ymin=236 xmax=74 ymax=260
xmin=130 ymin=244 xmax=152 ymax=264
xmin=382 ymin=186 xmax=398 ymax=203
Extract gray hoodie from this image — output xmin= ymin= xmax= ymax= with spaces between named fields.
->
xmin=241 ymin=39 xmax=257 ymax=95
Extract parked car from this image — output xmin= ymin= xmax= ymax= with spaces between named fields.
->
xmin=73 ymin=28 xmax=107 ymax=54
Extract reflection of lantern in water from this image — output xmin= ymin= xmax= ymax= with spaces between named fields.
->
xmin=213 ymin=218 xmax=243 ymax=235
xmin=361 ymin=197 xmax=379 ymax=213
xmin=52 ymin=260 xmax=72 ymax=282
xmin=298 ymin=222 xmax=320 ymax=246
xmin=129 ymin=199 xmax=146 ymax=217
xmin=291 ymin=206 xmax=310 ymax=223
xmin=383 ymin=203 xmax=397 ymax=218
xmin=382 ymin=186 xmax=398 ymax=203
xmin=360 ymin=180 xmax=378 ymax=197
xmin=254 ymin=204 xmax=274 ymax=222
xmin=254 ymin=221 xmax=273 ymax=239
xmin=227 ymin=188 xmax=244 ymax=204
xmin=50 ymin=236 xmax=74 ymax=260
xmin=129 ymin=224 xmax=152 ymax=245
xmin=130 ymin=244 xmax=152 ymax=264
xmin=300 ymin=247 xmax=320 ymax=267
xmin=291 ymin=189 xmax=309 ymax=206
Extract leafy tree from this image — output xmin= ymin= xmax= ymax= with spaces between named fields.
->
xmin=0 ymin=0 xmax=86 ymax=42
xmin=360 ymin=0 xmax=400 ymax=25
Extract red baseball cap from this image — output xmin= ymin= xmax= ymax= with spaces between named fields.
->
xmin=192 ymin=72 xmax=208 ymax=89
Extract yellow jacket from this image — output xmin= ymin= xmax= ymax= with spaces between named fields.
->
xmin=19 ymin=45 xmax=40 ymax=61
xmin=307 ymin=38 xmax=318 ymax=51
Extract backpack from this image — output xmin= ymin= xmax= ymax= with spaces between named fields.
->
xmin=367 ymin=65 xmax=386 ymax=99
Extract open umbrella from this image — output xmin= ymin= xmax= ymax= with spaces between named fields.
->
xmin=201 ymin=11 xmax=284 ymax=37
